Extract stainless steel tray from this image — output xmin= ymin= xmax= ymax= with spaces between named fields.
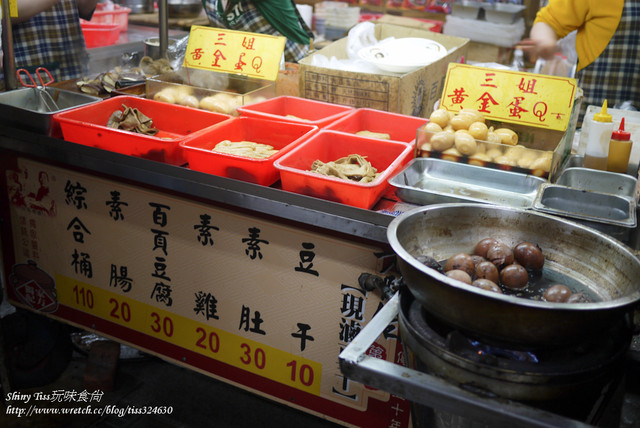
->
xmin=389 ymin=158 xmax=546 ymax=208
xmin=483 ymin=3 xmax=526 ymax=24
xmin=534 ymin=183 xmax=636 ymax=228
xmin=450 ymin=1 xmax=481 ymax=19
xmin=556 ymin=167 xmax=637 ymax=202
xmin=0 ymin=87 xmax=100 ymax=136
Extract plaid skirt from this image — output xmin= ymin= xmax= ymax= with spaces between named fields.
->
xmin=577 ymin=0 xmax=640 ymax=122
xmin=204 ymin=0 xmax=310 ymax=63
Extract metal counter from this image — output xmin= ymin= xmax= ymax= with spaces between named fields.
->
xmin=0 ymin=125 xmax=393 ymax=244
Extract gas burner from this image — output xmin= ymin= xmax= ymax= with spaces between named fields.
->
xmin=405 ymin=292 xmax=632 ymax=375
xmin=339 ymin=291 xmax=629 ymax=427
xmin=399 ymin=289 xmax=630 ymax=422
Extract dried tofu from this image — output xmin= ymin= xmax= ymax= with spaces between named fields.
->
xmin=356 ymin=130 xmax=390 ymax=140
xmin=213 ymin=140 xmax=278 ymax=159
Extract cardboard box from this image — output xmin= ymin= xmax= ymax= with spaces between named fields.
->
xmin=373 ymin=14 xmax=444 ymax=33
xmin=299 ymin=23 xmax=469 ymax=118
xmin=465 ymin=41 xmax=514 ymax=65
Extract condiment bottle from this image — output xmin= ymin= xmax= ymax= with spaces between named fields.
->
xmin=583 ymin=100 xmax=614 ymax=170
xmin=607 ymin=117 xmax=632 ymax=173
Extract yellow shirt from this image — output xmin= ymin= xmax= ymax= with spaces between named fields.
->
xmin=534 ymin=0 xmax=623 ymax=71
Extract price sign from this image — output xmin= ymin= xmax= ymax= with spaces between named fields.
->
xmin=3 ymin=157 xmax=412 ymax=428
xmin=440 ymin=63 xmax=578 ymax=131
xmin=56 ymin=275 xmax=322 ymax=395
xmin=184 ymin=25 xmax=285 ymax=81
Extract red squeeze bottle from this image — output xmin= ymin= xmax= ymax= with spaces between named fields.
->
xmin=607 ymin=118 xmax=633 ymax=173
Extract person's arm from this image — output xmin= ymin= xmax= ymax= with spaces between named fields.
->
xmin=76 ymin=0 xmax=99 ymax=21
xmin=518 ymin=21 xmax=560 ymax=62
xmin=12 ymin=0 xmax=60 ymax=22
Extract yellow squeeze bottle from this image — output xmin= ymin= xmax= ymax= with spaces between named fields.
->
xmin=583 ymin=100 xmax=614 ymax=170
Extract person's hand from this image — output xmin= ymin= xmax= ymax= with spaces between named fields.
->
xmin=518 ymin=21 xmax=560 ymax=64
xmin=517 ymin=38 xmax=559 ymax=63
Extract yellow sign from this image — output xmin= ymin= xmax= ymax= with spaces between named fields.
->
xmin=1 ymin=0 xmax=18 ymax=17
xmin=440 ymin=63 xmax=578 ymax=131
xmin=183 ymin=25 xmax=285 ymax=81
xmin=56 ymin=274 xmax=323 ymax=396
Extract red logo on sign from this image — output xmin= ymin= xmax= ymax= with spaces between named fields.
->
xmin=15 ymin=279 xmax=58 ymax=312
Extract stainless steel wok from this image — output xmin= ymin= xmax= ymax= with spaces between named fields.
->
xmin=387 ymin=203 xmax=640 ymax=349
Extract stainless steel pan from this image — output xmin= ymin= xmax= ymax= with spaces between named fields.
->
xmin=387 ymin=203 xmax=640 ymax=348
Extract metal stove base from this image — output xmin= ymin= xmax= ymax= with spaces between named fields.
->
xmin=339 ymin=292 xmax=625 ymax=428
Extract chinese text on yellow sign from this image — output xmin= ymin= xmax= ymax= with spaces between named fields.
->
xmin=440 ymin=63 xmax=578 ymax=131
xmin=184 ymin=26 xmax=285 ymax=81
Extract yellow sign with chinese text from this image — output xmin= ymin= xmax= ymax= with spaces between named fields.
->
xmin=184 ymin=25 xmax=285 ymax=81
xmin=440 ymin=63 xmax=578 ymax=131
xmin=56 ymin=275 xmax=323 ymax=396
xmin=1 ymin=0 xmax=19 ymax=17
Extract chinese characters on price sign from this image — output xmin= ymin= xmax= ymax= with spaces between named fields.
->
xmin=440 ymin=63 xmax=578 ymax=131
xmin=3 ymin=157 xmax=411 ymax=428
xmin=184 ymin=25 xmax=285 ymax=81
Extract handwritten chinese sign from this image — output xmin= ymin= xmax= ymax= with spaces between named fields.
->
xmin=184 ymin=25 xmax=285 ymax=81
xmin=440 ymin=63 xmax=578 ymax=131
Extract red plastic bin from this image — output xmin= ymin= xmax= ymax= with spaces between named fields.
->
xmin=81 ymin=22 xmax=120 ymax=48
xmin=236 ymin=96 xmax=354 ymax=127
xmin=54 ymin=96 xmax=232 ymax=165
xmin=325 ymin=108 xmax=428 ymax=145
xmin=82 ymin=4 xmax=131 ymax=32
xmin=273 ymin=130 xmax=415 ymax=209
xmin=181 ymin=117 xmax=318 ymax=186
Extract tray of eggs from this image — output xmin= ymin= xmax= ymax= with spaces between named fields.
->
xmin=416 ymin=108 xmax=560 ymax=179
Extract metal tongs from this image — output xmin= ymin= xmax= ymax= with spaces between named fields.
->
xmin=16 ymin=67 xmax=59 ymax=112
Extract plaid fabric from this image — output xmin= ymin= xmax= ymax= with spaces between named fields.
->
xmin=577 ymin=0 xmax=640 ymax=122
xmin=204 ymin=0 xmax=309 ymax=63
xmin=12 ymin=0 xmax=88 ymax=82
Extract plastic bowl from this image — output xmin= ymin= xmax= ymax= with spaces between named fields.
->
xmin=237 ymin=95 xmax=354 ymax=127
xmin=325 ymin=108 xmax=428 ymax=145
xmin=181 ymin=116 xmax=318 ymax=185
xmin=54 ymin=96 xmax=231 ymax=165
xmin=80 ymin=22 xmax=121 ymax=48
xmin=273 ymin=129 xmax=415 ymax=209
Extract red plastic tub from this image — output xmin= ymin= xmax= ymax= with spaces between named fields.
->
xmin=81 ymin=22 xmax=121 ymax=48
xmin=82 ymin=4 xmax=131 ymax=32
xmin=181 ymin=117 xmax=318 ymax=186
xmin=54 ymin=96 xmax=231 ymax=165
xmin=325 ymin=108 xmax=428 ymax=145
xmin=273 ymin=130 xmax=415 ymax=209
xmin=236 ymin=96 xmax=354 ymax=127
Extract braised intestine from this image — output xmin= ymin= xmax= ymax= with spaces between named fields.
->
xmin=310 ymin=154 xmax=380 ymax=183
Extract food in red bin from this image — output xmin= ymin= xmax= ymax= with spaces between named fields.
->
xmin=417 ymin=237 xmax=592 ymax=303
xmin=310 ymin=154 xmax=380 ymax=183
xmin=356 ymin=130 xmax=390 ymax=139
xmin=212 ymin=140 xmax=278 ymax=159
xmin=107 ymin=104 xmax=158 ymax=135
